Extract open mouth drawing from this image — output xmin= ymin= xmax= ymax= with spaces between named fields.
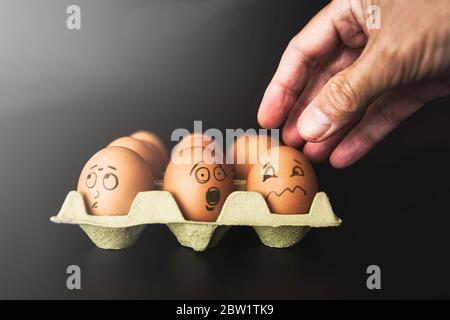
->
xmin=92 ymin=201 xmax=98 ymax=209
xmin=205 ymin=187 xmax=221 ymax=212
xmin=265 ymin=185 xmax=307 ymax=201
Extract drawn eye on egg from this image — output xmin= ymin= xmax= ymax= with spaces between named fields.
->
xmin=290 ymin=160 xmax=305 ymax=177
xmin=262 ymin=162 xmax=277 ymax=182
xmin=85 ymin=172 xmax=97 ymax=188
xmin=213 ymin=165 xmax=227 ymax=181
xmin=103 ymin=172 xmax=119 ymax=190
xmin=195 ymin=167 xmax=210 ymax=184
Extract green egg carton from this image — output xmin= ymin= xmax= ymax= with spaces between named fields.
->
xmin=50 ymin=181 xmax=342 ymax=251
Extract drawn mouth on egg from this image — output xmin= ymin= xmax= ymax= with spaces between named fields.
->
xmin=265 ymin=185 xmax=307 ymax=201
xmin=91 ymin=190 xmax=100 ymax=208
xmin=205 ymin=187 xmax=221 ymax=212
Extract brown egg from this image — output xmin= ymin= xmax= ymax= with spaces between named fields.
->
xmin=227 ymin=133 xmax=277 ymax=179
xmin=163 ymin=147 xmax=234 ymax=222
xmin=130 ymin=130 xmax=169 ymax=168
xmin=77 ymin=146 xmax=154 ymax=215
xmin=109 ymin=136 xmax=163 ymax=179
xmin=172 ymin=133 xmax=216 ymax=155
xmin=246 ymin=146 xmax=318 ymax=214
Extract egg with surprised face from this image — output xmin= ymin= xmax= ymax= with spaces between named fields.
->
xmin=247 ymin=146 xmax=318 ymax=214
xmin=163 ymin=147 xmax=234 ymax=222
xmin=77 ymin=146 xmax=154 ymax=215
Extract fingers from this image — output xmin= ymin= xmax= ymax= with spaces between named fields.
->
xmin=281 ymin=101 xmax=306 ymax=147
xmin=282 ymin=47 xmax=362 ymax=146
xmin=303 ymin=128 xmax=350 ymax=163
xmin=303 ymin=78 xmax=448 ymax=167
xmin=258 ymin=2 xmax=341 ymax=128
xmin=297 ymin=47 xmax=392 ymax=143
xmin=329 ymin=90 xmax=424 ymax=168
xmin=281 ymin=75 xmax=324 ymax=147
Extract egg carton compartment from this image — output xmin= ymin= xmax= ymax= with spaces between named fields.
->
xmin=50 ymin=181 xmax=342 ymax=251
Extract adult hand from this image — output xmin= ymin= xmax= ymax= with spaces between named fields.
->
xmin=258 ymin=0 xmax=450 ymax=168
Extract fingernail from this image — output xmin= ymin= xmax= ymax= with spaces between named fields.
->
xmin=299 ymin=106 xmax=331 ymax=139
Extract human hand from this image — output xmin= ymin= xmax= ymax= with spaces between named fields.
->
xmin=258 ymin=0 xmax=450 ymax=168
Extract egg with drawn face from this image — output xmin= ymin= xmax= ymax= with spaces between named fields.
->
xmin=247 ymin=146 xmax=318 ymax=214
xmin=163 ymin=147 xmax=234 ymax=222
xmin=77 ymin=146 xmax=154 ymax=215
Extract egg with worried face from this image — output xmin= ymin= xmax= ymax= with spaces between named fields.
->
xmin=247 ymin=146 xmax=318 ymax=214
xmin=77 ymin=146 xmax=154 ymax=215
xmin=163 ymin=147 xmax=234 ymax=222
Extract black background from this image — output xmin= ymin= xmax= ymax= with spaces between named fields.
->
xmin=0 ymin=0 xmax=449 ymax=299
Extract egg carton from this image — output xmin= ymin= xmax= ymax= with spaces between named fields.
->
xmin=50 ymin=181 xmax=342 ymax=251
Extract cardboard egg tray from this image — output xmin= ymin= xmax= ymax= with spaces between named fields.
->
xmin=50 ymin=180 xmax=342 ymax=251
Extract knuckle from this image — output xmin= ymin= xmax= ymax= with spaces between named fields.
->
xmin=352 ymin=126 xmax=378 ymax=151
xmin=380 ymin=108 xmax=401 ymax=126
xmin=372 ymin=43 xmax=404 ymax=85
xmin=324 ymin=73 xmax=359 ymax=119
xmin=357 ymin=132 xmax=378 ymax=154
xmin=288 ymin=36 xmax=318 ymax=69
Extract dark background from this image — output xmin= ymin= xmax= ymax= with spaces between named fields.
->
xmin=0 ymin=0 xmax=449 ymax=299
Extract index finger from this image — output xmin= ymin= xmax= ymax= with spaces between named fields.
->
xmin=257 ymin=2 xmax=341 ymax=129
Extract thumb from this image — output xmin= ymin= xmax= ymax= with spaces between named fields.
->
xmin=297 ymin=53 xmax=390 ymax=142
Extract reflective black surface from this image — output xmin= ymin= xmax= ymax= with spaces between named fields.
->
xmin=0 ymin=0 xmax=449 ymax=299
